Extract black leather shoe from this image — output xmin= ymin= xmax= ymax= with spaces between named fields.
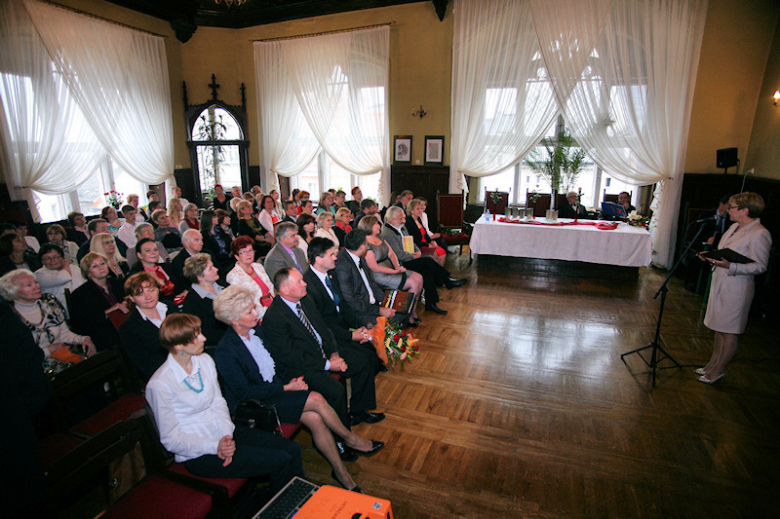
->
xmin=407 ymin=319 xmax=420 ymax=328
xmin=425 ymin=303 xmax=448 ymax=315
xmin=351 ymin=440 xmax=385 ymax=457
xmin=349 ymin=411 xmax=386 ymax=426
xmin=378 ymin=364 xmax=389 ymax=373
xmin=331 ymin=470 xmax=363 ymax=493
xmin=335 ymin=440 xmax=358 ymax=462
xmin=445 ymin=277 xmax=467 ymax=289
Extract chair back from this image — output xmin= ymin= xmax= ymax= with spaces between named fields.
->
xmin=485 ymin=190 xmax=509 ymax=215
xmin=437 ymin=193 xmax=464 ymax=228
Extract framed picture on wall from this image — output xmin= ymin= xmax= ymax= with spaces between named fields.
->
xmin=394 ymin=135 xmax=412 ymax=164
xmin=424 ymin=135 xmax=444 ymax=165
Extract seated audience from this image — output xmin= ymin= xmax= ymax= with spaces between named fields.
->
xmin=170 ymin=229 xmax=213 ymax=294
xmin=179 ymin=203 xmax=200 ymax=234
xmin=100 ymin=206 xmax=124 ymax=236
xmin=0 ymin=269 xmax=95 ymax=359
xmin=35 ymin=244 xmax=85 ymax=315
xmin=262 ymin=267 xmax=384 ymax=429
xmin=69 ymin=252 xmax=127 ymax=351
xmin=45 ymin=224 xmax=79 ymax=265
xmin=214 ymin=286 xmax=383 ymax=487
xmin=211 ymin=184 xmax=232 ymax=211
xmin=258 ymin=195 xmax=280 ymax=234
xmin=226 ymin=236 xmax=275 ymax=319
xmin=558 ymin=191 xmax=589 ymax=219
xmin=406 ymin=199 xmax=447 ymax=266
xmin=129 ymin=238 xmax=177 ymax=300
xmin=264 ymin=222 xmax=309 ymax=280
xmin=316 ymin=192 xmax=336 ymax=216
xmin=315 ymin=211 xmax=339 ymax=248
xmin=300 ymin=199 xmax=314 ymax=216
xmin=66 ymin=211 xmax=90 ymax=246
xmin=171 ymin=186 xmax=190 ymax=210
xmin=9 ymin=220 xmax=39 ymax=253
xmin=382 ymin=206 xmax=466 ymax=315
xmin=200 ymin=209 xmax=234 ymax=274
xmin=168 ymin=197 xmax=184 ymax=229
xmin=333 ymin=208 xmax=353 ymax=246
xmin=90 ymin=233 xmax=130 ymax=281
xmin=1 ymin=233 xmax=42 ymax=277
xmin=119 ymin=272 xmax=177 ymax=382
xmin=125 ymin=193 xmax=145 ymax=222
xmin=281 ymin=201 xmax=298 ymax=223
xmin=236 ymin=200 xmax=274 ymax=256
xmin=181 ymin=253 xmax=227 ymax=350
xmin=358 ymin=215 xmax=423 ymax=323
xmin=296 ymin=213 xmax=317 ymax=259
xmin=334 ymin=230 xmax=405 ymax=327
xmin=117 ymin=204 xmax=140 ymax=249
xmin=77 ymin=218 xmax=126 ymax=262
xmin=151 ymin=209 xmax=183 ymax=254
xmin=348 ymin=187 xmax=363 ymax=215
xmin=417 ymin=197 xmax=449 ymax=249
xmin=146 ymin=313 xmax=303 ymax=493
xmin=354 ymin=198 xmax=378 ymax=228
xmin=215 ymin=209 xmax=237 ymax=241
xmin=305 ymin=238 xmax=387 ymax=372
xmin=126 ymin=222 xmax=169 ymax=267
xmin=395 ymin=190 xmax=414 ymax=212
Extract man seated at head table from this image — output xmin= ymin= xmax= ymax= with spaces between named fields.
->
xmin=558 ymin=191 xmax=589 ymax=219
xmin=262 ymin=267 xmax=385 ymax=429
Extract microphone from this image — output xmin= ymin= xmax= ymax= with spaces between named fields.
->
xmin=696 ymin=216 xmax=716 ymax=224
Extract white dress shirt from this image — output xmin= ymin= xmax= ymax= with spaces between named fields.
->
xmin=117 ymin=222 xmax=138 ymax=249
xmin=146 ymin=353 xmax=234 ymax=463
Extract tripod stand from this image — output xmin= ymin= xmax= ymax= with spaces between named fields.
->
xmin=621 ymin=221 xmax=709 ymax=386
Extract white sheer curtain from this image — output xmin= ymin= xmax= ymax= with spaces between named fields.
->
xmin=451 ymin=0 xmax=708 ymax=268
xmin=22 ymin=0 xmax=174 ymax=185
xmin=254 ymin=27 xmax=390 ymax=204
xmin=0 ymin=0 xmax=105 ymax=215
xmin=450 ymin=0 xmax=559 ymax=194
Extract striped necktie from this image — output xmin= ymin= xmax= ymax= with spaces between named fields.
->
xmin=296 ymin=303 xmax=326 ymax=358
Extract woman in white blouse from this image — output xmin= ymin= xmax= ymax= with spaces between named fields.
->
xmin=257 ymin=195 xmax=280 ymax=236
xmin=0 ymin=269 xmax=95 ymax=359
xmin=315 ymin=211 xmax=339 ymax=248
xmin=145 ymin=313 xmax=303 ymax=494
xmin=225 ymin=236 xmax=274 ymax=319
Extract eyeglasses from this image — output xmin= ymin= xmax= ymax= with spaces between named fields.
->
xmin=727 ymin=205 xmax=740 ymax=210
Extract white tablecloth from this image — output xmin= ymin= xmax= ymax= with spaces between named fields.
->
xmin=470 ymin=217 xmax=652 ymax=267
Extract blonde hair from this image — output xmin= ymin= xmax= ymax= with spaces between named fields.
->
xmin=213 ymin=285 xmax=256 ymax=324
xmin=317 ymin=211 xmax=333 ymax=227
xmin=729 ymin=192 xmax=765 ymax=218
xmin=89 ymin=233 xmax=126 ymax=263
xmin=168 ymin=198 xmax=183 ymax=225
xmin=80 ymin=252 xmax=109 ymax=279
xmin=336 ymin=207 xmax=351 ymax=219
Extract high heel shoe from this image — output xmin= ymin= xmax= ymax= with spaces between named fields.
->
xmin=331 ymin=470 xmax=363 ymax=493
xmin=350 ymin=440 xmax=385 ymax=456
xmin=698 ymin=371 xmax=727 ymax=384
xmin=694 ymin=367 xmax=708 ymax=376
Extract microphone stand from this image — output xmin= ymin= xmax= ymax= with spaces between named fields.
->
xmin=620 ymin=220 xmax=709 ymax=387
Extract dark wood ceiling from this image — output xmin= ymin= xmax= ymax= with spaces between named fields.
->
xmin=105 ymin=0 xmax=445 ymax=42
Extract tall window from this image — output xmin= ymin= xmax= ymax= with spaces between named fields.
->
xmin=191 ymin=106 xmax=243 ymax=194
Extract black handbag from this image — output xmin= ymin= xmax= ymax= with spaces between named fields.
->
xmin=234 ymin=399 xmax=282 ymax=434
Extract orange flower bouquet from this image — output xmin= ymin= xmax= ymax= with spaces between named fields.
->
xmin=368 ymin=316 xmax=420 ymax=369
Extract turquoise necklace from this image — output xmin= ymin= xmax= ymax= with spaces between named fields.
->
xmin=183 ymin=369 xmax=204 ymax=393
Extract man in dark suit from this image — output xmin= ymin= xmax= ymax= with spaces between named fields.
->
xmin=262 ymin=267 xmax=384 ymax=429
xmin=705 ymin=195 xmax=734 ymax=248
xmin=558 ymin=191 xmax=589 ymax=219
xmin=264 ymin=222 xmax=309 ymax=280
xmin=281 ymin=201 xmax=298 ymax=223
xmin=353 ymin=199 xmax=379 ymax=229
xmin=304 ymin=237 xmax=385 ymax=373
xmin=333 ymin=230 xmax=399 ymax=328
xmin=169 ymin=229 xmax=214 ymax=294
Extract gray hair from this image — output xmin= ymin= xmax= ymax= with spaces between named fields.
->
xmin=275 ymin=221 xmax=297 ymax=240
xmin=181 ymin=229 xmax=200 ymax=246
xmin=134 ymin=222 xmax=153 ymax=237
xmin=384 ymin=205 xmax=405 ymax=224
xmin=0 ymin=269 xmax=36 ymax=301
xmin=316 ymin=211 xmax=333 ymax=227
xmin=183 ymin=253 xmax=212 ymax=284
xmin=406 ymin=198 xmax=424 ymax=215
xmin=213 ymin=285 xmax=256 ymax=325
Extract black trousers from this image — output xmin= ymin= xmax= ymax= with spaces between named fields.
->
xmin=402 ymin=256 xmax=450 ymax=304
xmin=301 ymin=347 xmax=376 ymax=429
xmin=184 ymin=425 xmax=304 ymax=495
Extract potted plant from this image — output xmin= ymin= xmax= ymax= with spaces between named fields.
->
xmin=525 ymin=129 xmax=586 ymax=212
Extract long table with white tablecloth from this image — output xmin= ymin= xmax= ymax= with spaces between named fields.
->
xmin=469 ymin=217 xmax=652 ymax=267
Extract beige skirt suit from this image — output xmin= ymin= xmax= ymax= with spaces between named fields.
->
xmin=703 ymin=218 xmax=772 ymax=334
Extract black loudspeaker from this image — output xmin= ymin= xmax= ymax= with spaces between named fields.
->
xmin=717 ymin=147 xmax=738 ymax=169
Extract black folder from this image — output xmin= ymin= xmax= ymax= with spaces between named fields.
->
xmin=700 ymin=248 xmax=754 ymax=264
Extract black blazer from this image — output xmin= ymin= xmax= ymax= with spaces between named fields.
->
xmin=214 ymin=326 xmax=291 ymax=413
xmin=69 ymin=277 xmax=125 ymax=351
xmin=201 ymin=228 xmax=234 ymax=273
xmin=262 ymin=296 xmax=339 ymax=378
xmin=302 ymin=268 xmax=353 ymax=343
xmin=181 ymin=288 xmax=228 ymax=346
xmin=67 ymin=227 xmax=89 ymax=246
xmin=558 ymin=203 xmax=588 ymax=219
xmin=405 ymin=217 xmax=434 ymax=249
xmin=333 ymin=248 xmax=384 ymax=328
xmin=118 ymin=302 xmax=178 ymax=382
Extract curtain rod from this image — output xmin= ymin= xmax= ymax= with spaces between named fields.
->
xmin=46 ymin=1 xmax=168 ymax=39
xmin=253 ymin=21 xmax=394 ymax=43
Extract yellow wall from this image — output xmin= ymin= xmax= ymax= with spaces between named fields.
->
xmin=2 ymin=0 xmax=779 ymax=187
xmin=685 ymin=0 xmax=780 ymax=176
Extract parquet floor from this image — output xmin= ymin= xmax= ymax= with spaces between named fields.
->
xmin=296 ymin=250 xmax=780 ymax=518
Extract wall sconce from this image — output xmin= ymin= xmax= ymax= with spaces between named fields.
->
xmin=774 ymin=90 xmax=780 ymax=106
xmin=411 ymin=105 xmax=427 ymax=119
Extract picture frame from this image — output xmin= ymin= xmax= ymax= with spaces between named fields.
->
xmin=394 ymin=135 xmax=412 ymax=164
xmin=424 ymin=135 xmax=444 ymax=165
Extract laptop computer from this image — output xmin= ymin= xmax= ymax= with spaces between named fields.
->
xmin=253 ymin=476 xmax=319 ymax=519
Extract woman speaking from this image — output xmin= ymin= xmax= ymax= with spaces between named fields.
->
xmin=698 ymin=192 xmax=771 ymax=384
